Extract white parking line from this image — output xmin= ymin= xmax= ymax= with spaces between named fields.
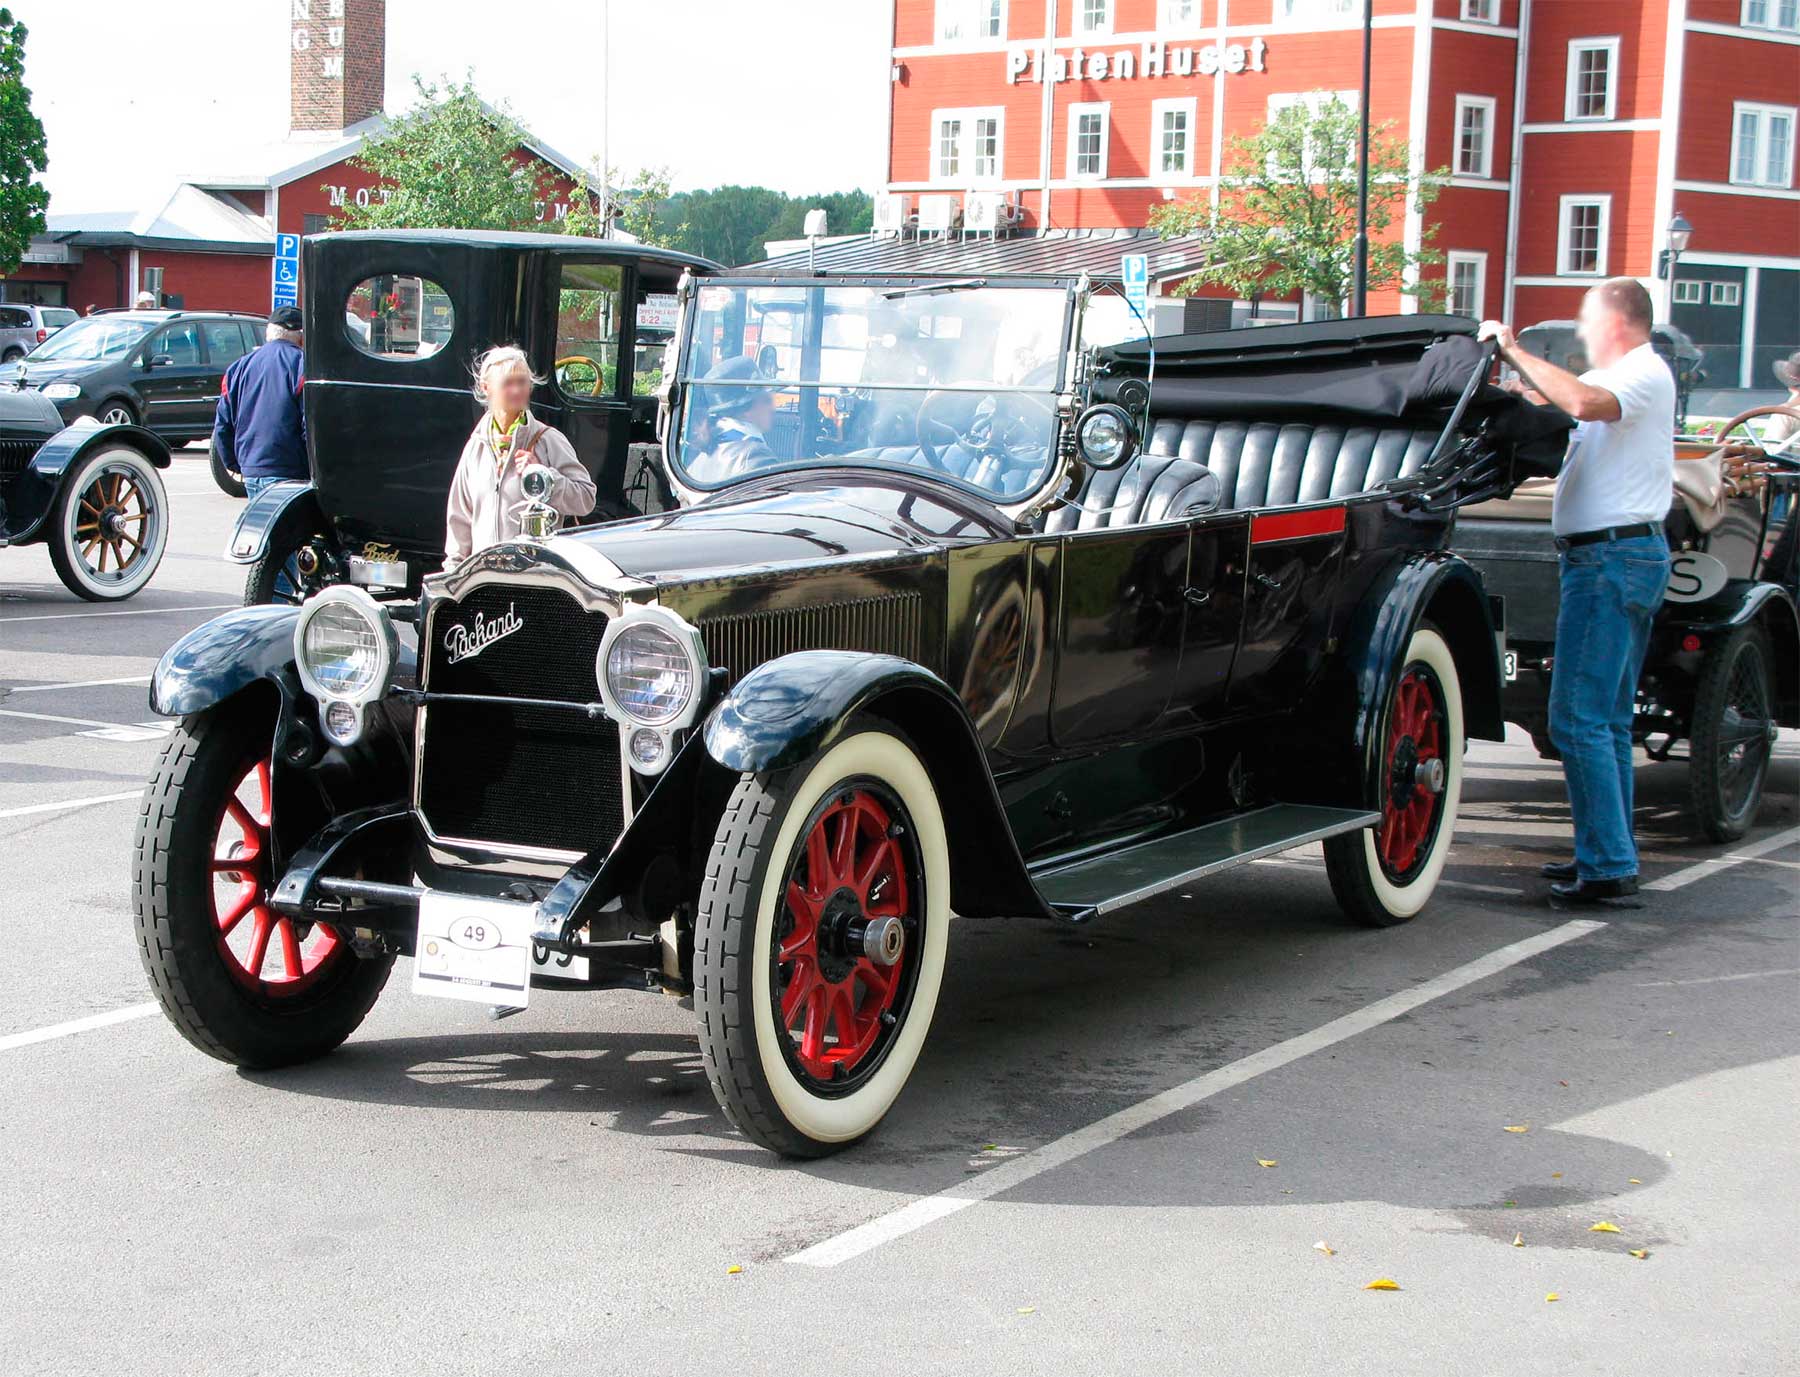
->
xmin=0 ymin=790 xmax=142 ymax=820
xmin=0 ymin=602 xmax=235 ymax=624
xmin=0 ymin=708 xmax=137 ymax=730
xmin=1643 ymin=824 xmax=1800 ymax=892
xmin=786 ymin=918 xmax=1607 ymax=1268
xmin=5 ymin=675 xmax=152 ymax=693
xmin=0 ymin=1003 xmax=161 ymax=1053
xmin=1635 ymin=967 xmax=1800 ymax=988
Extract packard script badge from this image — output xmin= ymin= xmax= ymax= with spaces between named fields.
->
xmin=443 ymin=603 xmax=523 ymax=664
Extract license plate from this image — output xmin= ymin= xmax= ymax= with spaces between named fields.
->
xmin=412 ymin=892 xmax=535 ymax=1008
xmin=348 ymin=555 xmax=408 ymax=589
xmin=1503 ymin=650 xmax=1518 ymax=683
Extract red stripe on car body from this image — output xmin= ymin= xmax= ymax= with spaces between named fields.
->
xmin=1251 ymin=506 xmax=1347 ymax=545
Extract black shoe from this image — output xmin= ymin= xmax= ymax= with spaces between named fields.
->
xmin=1549 ymin=875 xmax=1639 ymax=903
xmin=1540 ymin=859 xmax=1578 ymax=881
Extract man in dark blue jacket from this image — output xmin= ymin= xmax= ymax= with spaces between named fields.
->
xmin=214 ymin=307 xmax=307 ymax=499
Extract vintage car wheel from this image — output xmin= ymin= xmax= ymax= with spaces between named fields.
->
xmin=1325 ymin=625 xmax=1465 ymax=927
xmin=133 ymin=706 xmax=392 ymax=1067
xmin=47 ymin=446 xmax=169 ymax=601
xmin=694 ymin=724 xmax=951 ymax=1157
xmin=209 ymin=446 xmax=247 ymax=499
xmin=244 ymin=534 xmax=337 ymax=606
xmin=1687 ymin=624 xmax=1776 ymax=842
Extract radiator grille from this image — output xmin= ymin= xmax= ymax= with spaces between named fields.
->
xmin=0 ymin=438 xmax=42 ymax=478
xmin=700 ymin=592 xmax=923 ymax=685
xmin=418 ymin=581 xmax=623 ymax=856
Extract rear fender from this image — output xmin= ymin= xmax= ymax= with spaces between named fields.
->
xmin=705 ymin=650 xmax=1052 ymax=920
xmin=226 ymin=480 xmax=329 ymax=565
xmin=2 ymin=422 xmax=172 ymax=544
xmin=1663 ymin=582 xmax=1800 ymax=727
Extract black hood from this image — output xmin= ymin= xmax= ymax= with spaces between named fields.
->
xmin=0 ymin=386 xmax=65 ymax=443
xmin=561 ymin=473 xmax=1011 ymax=584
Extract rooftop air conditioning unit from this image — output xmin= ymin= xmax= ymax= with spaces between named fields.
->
xmin=964 ymin=191 xmax=1005 ymax=234
xmin=916 ymin=194 xmax=959 ymax=237
xmin=872 ymin=192 xmax=910 ymax=237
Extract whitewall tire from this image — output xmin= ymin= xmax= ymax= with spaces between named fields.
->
xmin=48 ymin=446 xmax=168 ymax=601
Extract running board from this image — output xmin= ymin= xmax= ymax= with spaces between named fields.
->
xmin=1032 ymin=804 xmax=1380 ymax=920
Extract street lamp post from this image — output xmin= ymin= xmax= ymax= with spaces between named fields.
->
xmin=1350 ymin=0 xmax=1373 ymax=317
xmin=1657 ymin=211 xmax=1694 ymax=301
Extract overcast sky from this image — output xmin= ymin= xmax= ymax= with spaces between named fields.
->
xmin=21 ymin=0 xmax=892 ymax=214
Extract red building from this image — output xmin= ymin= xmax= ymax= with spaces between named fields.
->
xmin=3 ymin=0 xmax=585 ymax=318
xmin=867 ymin=0 xmax=1797 ymax=387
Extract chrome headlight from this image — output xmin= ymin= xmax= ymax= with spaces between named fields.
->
xmin=293 ymin=587 xmax=398 ymax=745
xmin=1076 ymin=403 xmax=1137 ymax=470
xmin=597 ymin=605 xmax=707 ymax=773
xmin=41 ymin=383 xmax=82 ymax=400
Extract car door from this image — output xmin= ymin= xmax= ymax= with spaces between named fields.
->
xmin=540 ymin=257 xmax=631 ymax=518
xmin=137 ymin=320 xmax=211 ymax=435
xmin=1226 ymin=501 xmax=1351 ymax=708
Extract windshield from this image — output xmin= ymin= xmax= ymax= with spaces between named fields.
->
xmin=672 ymin=282 xmax=1070 ymax=502
xmin=28 ymin=316 xmax=155 ymax=362
xmin=41 ymin=309 xmax=78 ymax=330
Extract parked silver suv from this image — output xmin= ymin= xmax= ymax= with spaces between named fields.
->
xmin=0 ymin=303 xmax=78 ymax=361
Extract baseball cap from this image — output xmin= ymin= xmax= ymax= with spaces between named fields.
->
xmin=270 ymin=306 xmax=304 ymax=330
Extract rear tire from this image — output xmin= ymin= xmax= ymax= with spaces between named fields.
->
xmin=1325 ymin=625 xmax=1465 ymax=927
xmin=1688 ymin=624 xmax=1775 ymax=843
xmin=244 ymin=533 xmax=337 ymax=606
xmin=210 ymin=446 xmax=247 ymax=498
xmin=133 ymin=705 xmax=391 ymax=1067
xmin=694 ymin=724 xmax=950 ymax=1157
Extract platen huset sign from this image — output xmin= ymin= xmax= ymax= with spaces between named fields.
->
xmin=1006 ymin=37 xmax=1270 ymax=84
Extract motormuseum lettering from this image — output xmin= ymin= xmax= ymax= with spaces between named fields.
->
xmin=1005 ymin=37 xmax=1269 ymax=84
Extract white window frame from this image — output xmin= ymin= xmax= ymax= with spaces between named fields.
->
xmin=1067 ymin=102 xmax=1111 ymax=180
xmin=1461 ymin=0 xmax=1500 ymax=22
xmin=1157 ymin=0 xmax=1202 ymax=28
xmin=1741 ymin=1 xmax=1800 ymax=33
xmin=1710 ymin=281 xmax=1743 ymax=306
xmin=1730 ymin=101 xmax=1796 ymax=188
xmin=931 ymin=107 xmax=1005 ymax=184
xmin=1672 ymin=279 xmax=1704 ymax=304
xmin=1266 ymin=90 xmax=1360 ymax=178
xmin=1558 ymin=194 xmax=1611 ymax=276
xmin=935 ymin=0 xmax=1006 ymax=44
xmin=1274 ymin=0 xmax=1357 ymax=23
xmin=1445 ymin=251 xmax=1488 ymax=318
xmin=1152 ymin=97 xmax=1198 ymax=177
xmin=1075 ymin=0 xmax=1114 ymax=36
xmin=1564 ymin=37 xmax=1620 ymax=122
xmin=1454 ymin=95 xmax=1497 ymax=178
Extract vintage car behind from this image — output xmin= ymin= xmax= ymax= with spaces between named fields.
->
xmin=0 ymin=387 xmax=172 ymax=600
xmin=1456 ymin=404 xmax=1800 ymax=840
xmin=227 ymin=229 xmax=718 ymax=604
xmin=135 ymin=288 xmax=1562 ymax=1156
xmin=1511 ymin=319 xmax=1705 ymax=429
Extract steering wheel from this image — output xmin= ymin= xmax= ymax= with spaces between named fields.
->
xmin=555 ymin=355 xmax=606 ymax=397
xmin=1707 ymin=405 xmax=1800 ymax=490
xmin=915 ymin=388 xmax=1056 ymax=479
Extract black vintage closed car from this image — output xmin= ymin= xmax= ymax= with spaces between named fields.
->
xmin=134 ymin=282 xmax=1563 ymax=1156
xmin=1 ymin=387 xmax=172 ymax=600
xmin=227 ymin=229 xmax=717 ymax=605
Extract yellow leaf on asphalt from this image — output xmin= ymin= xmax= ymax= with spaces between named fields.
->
xmin=1629 ymin=1250 xmax=1649 ymax=1260
xmin=1551 ymin=1172 xmax=1562 ymax=1179
xmin=1257 ymin=1159 xmax=1278 ymax=1168
xmin=1314 ymin=1241 xmax=1335 ymax=1257
xmin=726 ymin=1265 xmax=743 ymax=1275
xmin=1513 ymin=1234 xmax=1524 ymax=1247
xmin=1629 ymin=1178 xmax=1642 ymax=1185
xmin=1017 ymin=1307 xmax=1036 ymax=1315
xmin=1590 ymin=1222 xmax=1621 ymax=1233
xmin=1545 ymin=1293 xmax=1560 ymax=1303
xmin=1503 ymin=1125 xmax=1530 ymax=1134
xmin=1364 ymin=1278 xmax=1401 ymax=1291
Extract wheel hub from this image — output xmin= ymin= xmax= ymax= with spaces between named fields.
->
xmin=1389 ymin=735 xmax=1421 ymax=809
xmin=812 ymin=887 xmax=906 ymax=982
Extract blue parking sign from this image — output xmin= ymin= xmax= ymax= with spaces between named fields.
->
xmin=1121 ymin=253 xmax=1150 ymax=339
xmin=272 ymin=233 xmax=302 ymax=310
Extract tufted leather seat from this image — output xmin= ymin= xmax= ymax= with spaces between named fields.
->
xmin=1044 ymin=417 xmax=1442 ymax=532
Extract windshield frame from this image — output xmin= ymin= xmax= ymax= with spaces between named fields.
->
xmin=666 ymin=273 xmax=1082 ymax=513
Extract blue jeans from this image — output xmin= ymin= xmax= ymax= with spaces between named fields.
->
xmin=1549 ymin=532 xmax=1670 ymax=880
xmin=244 ymin=476 xmax=287 ymax=502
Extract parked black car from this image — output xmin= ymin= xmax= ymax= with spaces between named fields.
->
xmin=135 ymin=292 xmax=1561 ymax=1156
xmin=11 ymin=309 xmax=266 ymax=448
xmin=0 ymin=388 xmax=172 ymax=600
xmin=227 ymin=229 xmax=718 ymax=605
xmin=1458 ymin=403 xmax=1800 ymax=840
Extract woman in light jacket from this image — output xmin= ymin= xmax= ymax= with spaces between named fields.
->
xmin=445 ymin=345 xmax=597 ymax=565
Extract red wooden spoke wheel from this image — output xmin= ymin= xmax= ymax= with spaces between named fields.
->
xmin=1377 ymin=666 xmax=1447 ymax=881
xmin=209 ymin=757 xmax=344 ymax=998
xmin=773 ymin=785 xmax=917 ymax=1090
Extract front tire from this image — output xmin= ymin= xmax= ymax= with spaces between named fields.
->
xmin=133 ymin=705 xmax=392 ymax=1067
xmin=209 ymin=446 xmax=247 ymax=498
xmin=96 ymin=398 xmax=139 ymax=427
xmin=47 ymin=445 xmax=168 ymax=601
xmin=1325 ymin=625 xmax=1465 ymax=926
xmin=695 ymin=724 xmax=951 ymax=1157
xmin=1688 ymin=624 xmax=1776 ymax=842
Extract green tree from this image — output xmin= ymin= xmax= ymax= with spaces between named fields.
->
xmin=0 ymin=8 xmax=49 ymax=275
xmin=1150 ymin=94 xmax=1448 ymax=313
xmin=563 ymin=165 xmax=685 ymax=249
xmin=331 ymin=77 xmax=565 ymax=232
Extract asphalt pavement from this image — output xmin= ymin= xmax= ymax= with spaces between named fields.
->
xmin=2 ymin=449 xmax=1795 ymax=1377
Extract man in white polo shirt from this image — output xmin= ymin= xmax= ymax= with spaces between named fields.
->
xmin=1480 ymin=279 xmax=1674 ymax=903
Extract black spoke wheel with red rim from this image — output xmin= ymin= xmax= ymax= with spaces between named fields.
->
xmin=134 ymin=703 xmax=392 ymax=1068
xmin=1687 ymin=623 xmax=1776 ymax=843
xmin=696 ymin=722 xmax=951 ymax=1158
xmin=1325 ymin=624 xmax=1465 ymax=927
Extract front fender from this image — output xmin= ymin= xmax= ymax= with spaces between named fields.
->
xmin=2 ymin=421 xmax=172 ymax=544
xmin=705 ymin=650 xmax=1052 ymax=920
xmin=1357 ymin=553 xmax=1506 ymax=747
xmin=149 ymin=604 xmax=301 ymax=717
xmin=1662 ymin=581 xmax=1800 ymax=727
xmin=226 ymin=480 xmax=326 ymax=565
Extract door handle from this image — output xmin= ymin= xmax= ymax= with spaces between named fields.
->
xmin=1251 ymin=570 xmax=1284 ymax=592
xmin=1184 ymin=588 xmax=1212 ymax=606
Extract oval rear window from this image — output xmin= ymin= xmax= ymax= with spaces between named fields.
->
xmin=345 ymin=274 xmax=455 ymax=360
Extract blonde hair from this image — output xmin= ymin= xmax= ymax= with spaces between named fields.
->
xmin=471 ymin=344 xmax=544 ymax=402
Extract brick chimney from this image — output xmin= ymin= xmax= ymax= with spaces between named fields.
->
xmin=290 ymin=0 xmax=386 ymax=133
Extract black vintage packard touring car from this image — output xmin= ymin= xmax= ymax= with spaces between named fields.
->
xmin=1 ymin=387 xmax=172 ymax=600
xmin=136 ymin=281 xmax=1565 ymax=1156
xmin=226 ymin=229 xmax=717 ymax=603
